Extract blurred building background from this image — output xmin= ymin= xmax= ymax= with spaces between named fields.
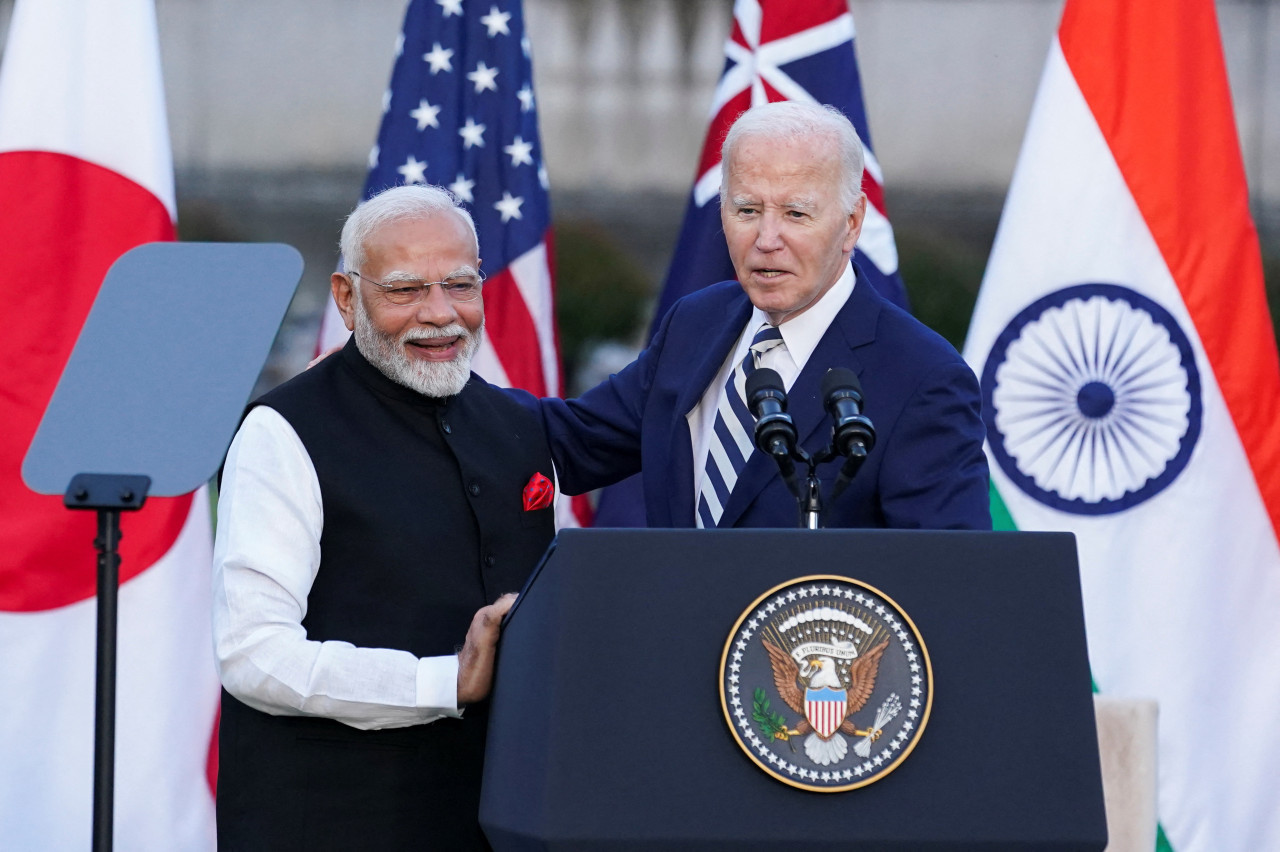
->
xmin=1 ymin=0 xmax=1276 ymax=394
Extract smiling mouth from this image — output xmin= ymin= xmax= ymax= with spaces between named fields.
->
xmin=754 ymin=268 xmax=789 ymax=279
xmin=406 ymin=336 xmax=461 ymax=359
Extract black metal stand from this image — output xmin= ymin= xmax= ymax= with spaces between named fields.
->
xmin=64 ymin=473 xmax=151 ymax=852
xmin=792 ymin=447 xmax=831 ymax=530
xmin=778 ymin=441 xmax=872 ymax=530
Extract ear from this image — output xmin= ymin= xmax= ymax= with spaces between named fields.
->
xmin=842 ymin=194 xmax=867 ymax=254
xmin=331 ymin=272 xmax=358 ymax=332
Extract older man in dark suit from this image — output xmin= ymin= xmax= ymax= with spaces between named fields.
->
xmin=543 ymin=101 xmax=990 ymax=529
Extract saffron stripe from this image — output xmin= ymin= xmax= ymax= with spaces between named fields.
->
xmin=1060 ymin=0 xmax=1280 ymax=540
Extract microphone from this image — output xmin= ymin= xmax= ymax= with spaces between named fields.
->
xmin=822 ymin=368 xmax=876 ymax=499
xmin=745 ymin=368 xmax=798 ymax=487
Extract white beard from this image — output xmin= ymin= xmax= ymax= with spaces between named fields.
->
xmin=353 ymin=297 xmax=482 ymax=398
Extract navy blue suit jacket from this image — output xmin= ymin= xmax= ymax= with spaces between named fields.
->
xmin=542 ymin=268 xmax=991 ymax=529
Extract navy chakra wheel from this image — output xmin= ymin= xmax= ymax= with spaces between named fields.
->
xmin=980 ymin=283 xmax=1202 ymax=514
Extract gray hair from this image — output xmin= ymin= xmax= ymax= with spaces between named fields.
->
xmin=720 ymin=101 xmax=866 ymax=214
xmin=339 ymin=184 xmax=478 ymax=274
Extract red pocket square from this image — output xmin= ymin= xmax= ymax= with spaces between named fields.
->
xmin=522 ymin=472 xmax=553 ymax=511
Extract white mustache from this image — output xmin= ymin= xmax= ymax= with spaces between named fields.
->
xmin=401 ymin=324 xmax=470 ymax=343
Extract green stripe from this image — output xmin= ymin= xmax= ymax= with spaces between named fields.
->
xmin=989 ymin=480 xmax=1017 ymax=531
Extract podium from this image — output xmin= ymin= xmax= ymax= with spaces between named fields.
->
xmin=480 ymin=529 xmax=1107 ymax=850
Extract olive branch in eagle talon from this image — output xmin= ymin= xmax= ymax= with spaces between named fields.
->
xmin=752 ymin=687 xmax=802 ymax=751
xmin=763 ymin=637 xmax=891 ymax=765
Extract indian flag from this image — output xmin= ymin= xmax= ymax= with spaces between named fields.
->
xmin=961 ymin=0 xmax=1280 ymax=849
xmin=0 ymin=0 xmax=219 ymax=847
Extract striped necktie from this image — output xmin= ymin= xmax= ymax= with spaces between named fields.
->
xmin=696 ymin=322 xmax=786 ymax=528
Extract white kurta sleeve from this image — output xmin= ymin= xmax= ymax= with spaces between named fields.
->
xmin=212 ymin=406 xmax=462 ymax=730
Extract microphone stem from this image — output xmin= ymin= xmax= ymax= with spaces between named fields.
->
xmin=801 ymin=465 xmax=823 ymax=529
xmin=829 ymin=449 xmax=867 ymax=503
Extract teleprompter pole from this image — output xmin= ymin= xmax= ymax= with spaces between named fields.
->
xmin=65 ymin=473 xmax=151 ymax=852
xmin=93 ymin=507 xmax=121 ymax=852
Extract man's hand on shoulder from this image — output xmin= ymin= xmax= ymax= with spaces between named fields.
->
xmin=307 ymin=345 xmax=343 ymax=369
xmin=457 ymin=592 xmax=517 ymax=705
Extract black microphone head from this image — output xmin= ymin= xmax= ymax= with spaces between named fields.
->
xmin=821 ymin=367 xmax=862 ymax=400
xmin=746 ymin=367 xmax=785 ymax=400
xmin=745 ymin=367 xmax=797 ymax=461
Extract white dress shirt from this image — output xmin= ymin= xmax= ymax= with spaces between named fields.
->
xmin=212 ymin=405 xmax=461 ymax=731
xmin=688 ymin=263 xmax=856 ymax=501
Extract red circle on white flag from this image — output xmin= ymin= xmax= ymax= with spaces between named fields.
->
xmin=0 ymin=151 xmax=191 ymax=612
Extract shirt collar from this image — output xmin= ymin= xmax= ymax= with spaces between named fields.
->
xmin=747 ymin=262 xmax=855 ymax=367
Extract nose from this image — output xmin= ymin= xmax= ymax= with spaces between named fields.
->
xmin=414 ymin=281 xmax=459 ymax=326
xmin=754 ymin=212 xmax=784 ymax=252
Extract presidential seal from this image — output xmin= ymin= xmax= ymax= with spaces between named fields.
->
xmin=719 ymin=575 xmax=932 ymax=792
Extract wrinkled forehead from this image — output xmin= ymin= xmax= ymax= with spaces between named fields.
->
xmin=361 ymin=214 xmax=480 ymax=276
xmin=367 ymin=213 xmax=477 ymax=255
xmin=727 ymin=136 xmax=839 ymax=186
xmin=723 ymin=146 xmax=841 ymax=208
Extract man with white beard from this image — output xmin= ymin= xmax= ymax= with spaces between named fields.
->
xmin=212 ymin=185 xmax=557 ymax=850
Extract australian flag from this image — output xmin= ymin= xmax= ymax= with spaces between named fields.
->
xmin=318 ymin=0 xmax=562 ymax=399
xmin=594 ymin=0 xmax=908 ymax=525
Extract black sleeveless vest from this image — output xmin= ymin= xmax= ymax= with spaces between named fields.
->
xmin=216 ymin=341 xmax=555 ymax=851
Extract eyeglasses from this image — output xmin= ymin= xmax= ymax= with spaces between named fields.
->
xmin=348 ymin=270 xmax=485 ymax=304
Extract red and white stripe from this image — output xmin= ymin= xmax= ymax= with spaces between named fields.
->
xmin=805 ymin=695 xmax=847 ymax=740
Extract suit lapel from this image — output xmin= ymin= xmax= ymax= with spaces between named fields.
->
xmin=666 ymin=291 xmax=754 ymax=526
xmin=674 ymin=295 xmax=754 ymax=419
xmin=717 ymin=270 xmax=883 ymax=527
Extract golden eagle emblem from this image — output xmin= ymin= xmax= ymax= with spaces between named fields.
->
xmin=720 ymin=576 xmax=932 ymax=792
xmin=763 ymin=637 xmax=891 ymax=765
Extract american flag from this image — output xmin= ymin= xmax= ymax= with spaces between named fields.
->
xmin=594 ymin=0 xmax=907 ymax=525
xmin=318 ymin=0 xmax=562 ymax=400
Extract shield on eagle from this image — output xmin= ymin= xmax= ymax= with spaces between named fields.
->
xmin=805 ymin=686 xmax=849 ymax=739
